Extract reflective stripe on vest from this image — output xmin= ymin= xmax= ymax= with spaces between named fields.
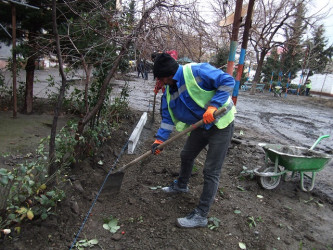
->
xmin=166 ymin=85 xmax=189 ymax=131
xmin=166 ymin=64 xmax=236 ymax=131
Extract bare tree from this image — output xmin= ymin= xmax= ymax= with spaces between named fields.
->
xmin=50 ymin=0 xmax=68 ymax=175
xmin=248 ymin=0 xmax=329 ymax=93
xmin=249 ymin=0 xmax=302 ymax=92
xmin=49 ymin=0 xmax=209 ymax=174
xmin=135 ymin=0 xmax=224 ymax=62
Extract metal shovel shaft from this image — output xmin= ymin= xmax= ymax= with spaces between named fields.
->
xmin=118 ymin=106 xmax=226 ymax=173
xmin=106 ymin=107 xmax=227 ymax=193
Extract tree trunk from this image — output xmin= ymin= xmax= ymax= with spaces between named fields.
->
xmin=23 ymin=56 xmax=35 ymax=114
xmin=250 ymin=50 xmax=266 ymax=95
xmin=49 ymin=0 xmax=68 ymax=176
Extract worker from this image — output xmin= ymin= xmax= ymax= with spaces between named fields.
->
xmin=151 ymin=50 xmax=178 ymax=115
xmin=305 ymin=79 xmax=312 ymax=96
xmin=151 ymin=53 xmax=236 ymax=228
xmin=137 ymin=60 xmax=144 ymax=78
xmin=151 ymin=50 xmax=178 ymax=95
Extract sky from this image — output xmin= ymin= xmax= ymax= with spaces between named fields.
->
xmin=196 ymin=0 xmax=333 ymax=46
xmin=310 ymin=0 xmax=333 ymax=46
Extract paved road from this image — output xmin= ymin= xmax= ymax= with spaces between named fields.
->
xmin=2 ymin=68 xmax=86 ymax=99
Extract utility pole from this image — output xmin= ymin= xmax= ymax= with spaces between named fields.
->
xmin=226 ymin=0 xmax=243 ymax=76
xmin=232 ymin=0 xmax=255 ymax=105
xmin=4 ymin=0 xmax=39 ymax=117
xmin=11 ymin=3 xmax=17 ymax=118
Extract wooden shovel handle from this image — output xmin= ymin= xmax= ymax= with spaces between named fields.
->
xmin=116 ymin=107 xmax=227 ymax=173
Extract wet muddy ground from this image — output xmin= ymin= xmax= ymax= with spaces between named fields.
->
xmin=1 ymin=69 xmax=333 ymax=249
xmin=120 ymin=72 xmax=333 ymax=200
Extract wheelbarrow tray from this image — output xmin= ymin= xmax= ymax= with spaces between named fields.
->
xmin=260 ymin=144 xmax=331 ymax=172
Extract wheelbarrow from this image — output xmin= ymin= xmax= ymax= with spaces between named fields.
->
xmin=254 ymin=135 xmax=332 ymax=191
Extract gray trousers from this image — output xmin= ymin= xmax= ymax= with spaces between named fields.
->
xmin=178 ymin=121 xmax=234 ymax=217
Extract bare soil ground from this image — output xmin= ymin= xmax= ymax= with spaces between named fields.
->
xmin=1 ymin=89 xmax=333 ymax=250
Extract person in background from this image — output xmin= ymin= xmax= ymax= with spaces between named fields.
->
xmin=151 ymin=53 xmax=236 ymax=228
xmin=137 ymin=60 xmax=144 ymax=78
xmin=143 ymin=59 xmax=149 ymax=80
xmin=305 ymin=79 xmax=312 ymax=96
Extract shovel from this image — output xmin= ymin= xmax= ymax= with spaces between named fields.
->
xmin=151 ymin=92 xmax=157 ymax=123
xmin=105 ymin=107 xmax=227 ymax=193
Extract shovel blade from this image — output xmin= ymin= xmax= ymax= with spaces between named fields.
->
xmin=103 ymin=171 xmax=125 ymax=194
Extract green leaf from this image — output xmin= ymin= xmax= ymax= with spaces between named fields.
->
xmin=109 ymin=223 xmax=120 ymax=233
xmin=234 ymin=210 xmax=241 ymax=214
xmin=239 ymin=242 xmax=246 ymax=249
xmin=103 ymin=217 xmax=120 ymax=233
xmin=88 ymin=239 xmax=99 ymax=245
xmin=8 ymin=214 xmax=16 ymax=220
xmin=41 ymin=213 xmax=48 ymax=220
xmin=208 ymin=217 xmax=221 ymax=228
xmin=46 ymin=190 xmax=56 ymax=197
xmin=0 ymin=168 xmax=9 ymax=175
xmin=0 ymin=175 xmax=9 ymax=185
xmin=77 ymin=239 xmax=89 ymax=247
xmin=208 ymin=224 xmax=218 ymax=230
xmin=39 ymin=195 xmax=50 ymax=205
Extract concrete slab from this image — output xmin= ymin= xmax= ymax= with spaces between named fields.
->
xmin=128 ymin=112 xmax=147 ymax=154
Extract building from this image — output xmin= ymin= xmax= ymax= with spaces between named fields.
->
xmin=0 ymin=43 xmax=11 ymax=69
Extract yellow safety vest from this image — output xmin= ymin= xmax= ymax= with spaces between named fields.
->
xmin=306 ymin=81 xmax=312 ymax=89
xmin=166 ymin=64 xmax=236 ymax=131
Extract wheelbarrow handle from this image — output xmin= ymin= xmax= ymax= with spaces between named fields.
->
xmin=117 ymin=107 xmax=227 ymax=172
xmin=309 ymin=135 xmax=330 ymax=150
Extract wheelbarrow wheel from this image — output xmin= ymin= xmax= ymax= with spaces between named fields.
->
xmin=257 ymin=167 xmax=281 ymax=190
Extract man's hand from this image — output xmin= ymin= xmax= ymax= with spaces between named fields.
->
xmin=151 ymin=139 xmax=163 ymax=155
xmin=203 ymin=106 xmax=218 ymax=124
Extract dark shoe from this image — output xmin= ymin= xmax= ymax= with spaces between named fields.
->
xmin=161 ymin=180 xmax=189 ymax=193
xmin=176 ymin=209 xmax=208 ymax=228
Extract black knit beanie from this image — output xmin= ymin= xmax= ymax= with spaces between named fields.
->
xmin=153 ymin=53 xmax=179 ymax=78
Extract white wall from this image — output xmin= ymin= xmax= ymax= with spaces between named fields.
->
xmin=0 ymin=44 xmax=12 ymax=58
xmin=309 ymin=74 xmax=333 ymax=95
xmin=291 ymin=72 xmax=333 ymax=95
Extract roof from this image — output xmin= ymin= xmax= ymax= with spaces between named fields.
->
xmin=177 ymin=57 xmax=193 ymax=64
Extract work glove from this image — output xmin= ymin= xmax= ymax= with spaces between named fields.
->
xmin=151 ymin=139 xmax=164 ymax=155
xmin=203 ymin=106 xmax=218 ymax=124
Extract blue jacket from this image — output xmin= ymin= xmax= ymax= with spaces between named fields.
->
xmin=155 ymin=63 xmax=235 ymax=141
